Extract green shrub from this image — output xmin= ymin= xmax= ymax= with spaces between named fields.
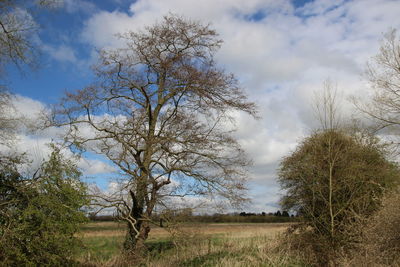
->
xmin=0 ymin=148 xmax=88 ymax=266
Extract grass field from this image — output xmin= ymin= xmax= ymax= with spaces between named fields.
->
xmin=78 ymin=222 xmax=304 ymax=266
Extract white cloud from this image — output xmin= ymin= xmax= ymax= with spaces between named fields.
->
xmin=42 ymin=44 xmax=79 ymax=63
xmin=80 ymin=11 xmax=137 ymax=49
xmin=5 ymin=0 xmax=397 ymax=213
xmin=76 ymin=0 xmax=400 ymax=212
xmin=2 ymin=95 xmax=45 ymax=127
xmin=78 ymin=158 xmax=116 ymax=175
xmin=1 ymin=95 xmax=116 ymax=177
xmin=41 ymin=43 xmax=94 ymax=71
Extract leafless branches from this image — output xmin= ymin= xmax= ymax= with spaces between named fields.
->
xmin=355 ymin=29 xmax=400 ymax=133
xmin=50 ymin=14 xmax=256 ymax=253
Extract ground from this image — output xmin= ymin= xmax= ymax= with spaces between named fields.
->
xmin=78 ymin=221 xmax=304 ymax=266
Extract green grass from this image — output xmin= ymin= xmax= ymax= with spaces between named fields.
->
xmin=178 ymin=251 xmax=231 ymax=267
xmin=77 ymin=221 xmax=305 ymax=266
xmin=80 ymin=222 xmax=125 ymax=232
xmin=81 ymin=236 xmax=124 ymax=262
xmin=80 ymin=232 xmax=174 ymax=263
xmin=79 ymin=235 xmax=308 ymax=266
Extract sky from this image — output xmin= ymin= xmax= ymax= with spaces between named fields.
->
xmin=5 ymin=0 xmax=400 ymax=213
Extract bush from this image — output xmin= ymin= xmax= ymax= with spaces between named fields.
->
xmin=279 ymin=129 xmax=400 ymax=265
xmin=0 ymin=148 xmax=88 ymax=266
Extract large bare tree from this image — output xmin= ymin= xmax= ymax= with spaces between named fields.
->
xmin=50 ymin=15 xmax=256 ymax=254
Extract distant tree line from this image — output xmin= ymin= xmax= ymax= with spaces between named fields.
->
xmin=239 ymin=210 xmax=291 ymax=217
xmin=89 ymin=211 xmax=298 ymax=224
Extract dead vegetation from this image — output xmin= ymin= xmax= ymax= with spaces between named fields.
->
xmin=338 ymin=188 xmax=400 ymax=266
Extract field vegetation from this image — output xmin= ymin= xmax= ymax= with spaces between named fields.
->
xmin=78 ymin=221 xmax=304 ymax=266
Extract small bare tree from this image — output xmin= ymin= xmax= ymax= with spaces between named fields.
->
xmin=279 ymin=81 xmax=399 ymax=265
xmin=50 ymin=14 xmax=256 ymax=255
xmin=356 ymin=29 xmax=400 ymax=134
xmin=0 ymin=0 xmax=60 ymax=73
xmin=314 ymin=80 xmax=342 ymax=131
xmin=0 ymin=0 xmax=62 ymax=147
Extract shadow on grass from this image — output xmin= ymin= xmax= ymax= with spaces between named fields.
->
xmin=146 ymin=239 xmax=175 ymax=253
xmin=178 ymin=251 xmax=230 ymax=267
xmin=82 ymin=237 xmax=176 ymax=258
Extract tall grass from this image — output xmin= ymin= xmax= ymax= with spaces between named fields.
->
xmin=143 ymin=234 xmax=306 ymax=267
xmin=78 ymin=222 xmax=305 ymax=266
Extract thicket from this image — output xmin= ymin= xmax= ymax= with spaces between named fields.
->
xmin=337 ymin=187 xmax=400 ymax=266
xmin=279 ymin=129 xmax=400 ymax=266
xmin=0 ymin=148 xmax=88 ymax=266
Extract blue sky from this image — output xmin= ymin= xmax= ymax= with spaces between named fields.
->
xmin=6 ymin=0 xmax=400 ymax=212
xmin=11 ymin=0 xmax=316 ymax=102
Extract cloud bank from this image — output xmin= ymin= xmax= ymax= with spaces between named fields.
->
xmin=7 ymin=0 xmax=400 ymax=212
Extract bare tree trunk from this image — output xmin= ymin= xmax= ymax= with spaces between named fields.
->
xmin=123 ymin=177 xmax=148 ymax=255
xmin=123 ymin=171 xmax=157 ymax=256
xmin=329 ymin=161 xmax=335 ymax=239
xmin=124 ymin=220 xmax=150 ymax=256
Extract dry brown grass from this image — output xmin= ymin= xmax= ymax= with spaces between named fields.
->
xmin=79 ymin=222 xmax=291 ymax=238
xmin=142 ymin=229 xmax=304 ymax=267
xmin=79 ymin=222 xmax=300 ymax=266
